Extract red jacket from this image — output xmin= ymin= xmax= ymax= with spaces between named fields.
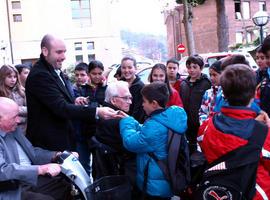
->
xmin=198 ymin=106 xmax=270 ymax=200
xmin=167 ymin=88 xmax=183 ymax=107
xmin=171 ymin=79 xmax=181 ymax=92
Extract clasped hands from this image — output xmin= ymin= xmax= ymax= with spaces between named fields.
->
xmin=38 ymin=152 xmax=78 ymax=177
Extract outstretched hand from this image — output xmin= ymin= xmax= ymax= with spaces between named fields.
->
xmin=116 ymin=110 xmax=129 ymax=119
xmin=97 ymin=107 xmax=118 ymax=120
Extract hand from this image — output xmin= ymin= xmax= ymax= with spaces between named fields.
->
xmin=87 ymin=78 xmax=92 ymax=85
xmin=71 ymin=152 xmax=79 ymax=158
xmin=38 ymin=163 xmax=61 ymax=177
xmin=75 ymin=97 xmax=89 ymax=105
xmin=97 ymin=107 xmax=118 ymax=120
xmin=256 ymin=111 xmax=270 ymax=127
xmin=116 ymin=110 xmax=129 ymax=118
xmin=101 ymin=76 xmax=107 ymax=87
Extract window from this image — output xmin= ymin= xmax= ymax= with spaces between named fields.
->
xmin=259 ymin=1 xmax=267 ymax=11
xmin=87 ymin=42 xmax=94 ymax=50
xmin=75 ymin=55 xmax=83 ymax=62
xmin=236 ymin=32 xmax=243 ymax=44
xmin=12 ymin=1 xmax=21 ymax=9
xmin=13 ymin=14 xmax=22 ymax=22
xmin=242 ymin=2 xmax=250 ymax=19
xmin=88 ymin=54 xmax=95 ymax=62
xmin=21 ymin=59 xmax=37 ymax=67
xmin=71 ymin=0 xmax=91 ymax=19
xmin=235 ymin=1 xmax=241 ymax=19
xmin=74 ymin=42 xmax=82 ymax=51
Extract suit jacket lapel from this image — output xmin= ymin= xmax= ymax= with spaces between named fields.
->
xmin=3 ymin=133 xmax=20 ymax=164
xmin=13 ymin=129 xmax=35 ymax=163
xmin=42 ymin=57 xmax=74 ymax=102
xmin=51 ymin=70 xmax=74 ymax=102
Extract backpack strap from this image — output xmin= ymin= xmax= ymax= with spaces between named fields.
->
xmin=148 ymin=152 xmax=170 ymax=181
xmin=142 ymin=158 xmax=151 ymax=199
xmin=205 ymin=120 xmax=268 ymax=173
xmin=142 ymin=127 xmax=175 ymax=197
xmin=148 ymin=129 xmax=175 ymax=181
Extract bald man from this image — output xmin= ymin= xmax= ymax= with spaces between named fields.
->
xmin=25 ymin=34 xmax=118 ymax=151
xmin=0 ymin=97 xmax=71 ymax=200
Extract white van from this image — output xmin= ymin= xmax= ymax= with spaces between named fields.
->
xmin=179 ymin=52 xmax=258 ymax=77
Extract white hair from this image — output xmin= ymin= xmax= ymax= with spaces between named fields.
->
xmin=105 ymin=81 xmax=129 ymax=103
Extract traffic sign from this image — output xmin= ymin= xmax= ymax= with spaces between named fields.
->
xmin=177 ymin=44 xmax=186 ymax=53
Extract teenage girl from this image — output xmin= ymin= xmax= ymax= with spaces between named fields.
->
xmin=148 ymin=63 xmax=183 ymax=107
xmin=0 ymin=65 xmax=27 ymax=132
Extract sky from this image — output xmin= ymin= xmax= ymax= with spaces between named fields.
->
xmin=112 ymin=0 xmax=166 ymax=35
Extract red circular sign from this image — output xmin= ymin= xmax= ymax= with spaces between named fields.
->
xmin=177 ymin=44 xmax=186 ymax=53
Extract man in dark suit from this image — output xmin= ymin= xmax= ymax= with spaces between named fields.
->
xmin=0 ymin=97 xmax=71 ymax=200
xmin=25 ymin=34 xmax=117 ymax=151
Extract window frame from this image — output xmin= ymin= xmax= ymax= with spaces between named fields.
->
xmin=242 ymin=1 xmax=250 ymax=20
xmin=87 ymin=41 xmax=94 ymax=50
xmin=74 ymin=42 xmax=83 ymax=51
xmin=11 ymin=1 xmax=21 ymax=9
xmin=71 ymin=0 xmax=91 ymax=20
xmin=13 ymin=14 xmax=22 ymax=22
xmin=259 ymin=1 xmax=267 ymax=11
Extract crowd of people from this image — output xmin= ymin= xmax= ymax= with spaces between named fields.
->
xmin=1 ymin=33 xmax=270 ymax=200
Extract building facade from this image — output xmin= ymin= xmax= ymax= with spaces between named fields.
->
xmin=0 ymin=0 xmax=122 ymax=68
xmin=164 ymin=0 xmax=270 ymax=58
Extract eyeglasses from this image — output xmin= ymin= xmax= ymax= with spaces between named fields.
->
xmin=114 ymin=96 xmax=133 ymax=102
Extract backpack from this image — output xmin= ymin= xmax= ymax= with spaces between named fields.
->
xmin=143 ymin=129 xmax=191 ymax=196
xmin=195 ymin=121 xmax=268 ymax=200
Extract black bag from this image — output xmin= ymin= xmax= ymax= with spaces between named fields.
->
xmin=0 ymin=180 xmax=19 ymax=192
xmin=195 ymin=121 xmax=268 ymax=200
xmin=86 ymin=175 xmax=131 ymax=200
xmin=146 ymin=129 xmax=191 ymax=195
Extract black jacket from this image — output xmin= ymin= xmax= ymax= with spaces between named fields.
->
xmin=25 ymin=54 xmax=96 ymax=151
xmin=95 ymin=102 xmax=134 ymax=158
xmin=74 ymin=84 xmax=107 ymax=137
xmin=122 ymin=75 xmax=146 ymax=123
xmin=256 ymin=69 xmax=268 ymax=85
xmin=180 ymin=73 xmax=211 ymax=140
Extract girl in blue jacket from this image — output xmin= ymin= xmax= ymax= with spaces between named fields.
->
xmin=119 ymin=82 xmax=187 ymax=199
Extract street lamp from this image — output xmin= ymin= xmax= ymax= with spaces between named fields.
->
xmin=252 ymin=11 xmax=269 ymax=45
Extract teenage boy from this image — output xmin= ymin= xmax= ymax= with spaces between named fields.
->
xmin=199 ymin=60 xmax=222 ymax=125
xmin=259 ymin=36 xmax=270 ymax=116
xmin=255 ymin=46 xmax=268 ymax=84
xmin=72 ymin=62 xmax=91 ymax=174
xmin=214 ymin=55 xmax=261 ymax=114
xmin=198 ymin=64 xmax=270 ymax=199
xmin=15 ymin=64 xmax=31 ymax=87
xmin=73 ymin=62 xmax=89 ymax=97
xmin=119 ymin=82 xmax=187 ymax=200
xmin=166 ymin=58 xmax=182 ymax=92
xmin=120 ymin=56 xmax=146 ymax=123
xmin=180 ymin=55 xmax=211 ymax=154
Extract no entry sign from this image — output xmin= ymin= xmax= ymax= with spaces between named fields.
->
xmin=177 ymin=44 xmax=186 ymax=53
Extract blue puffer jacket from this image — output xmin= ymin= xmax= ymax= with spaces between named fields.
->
xmin=120 ymin=106 xmax=187 ymax=197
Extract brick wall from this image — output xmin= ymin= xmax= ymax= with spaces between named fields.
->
xmin=165 ymin=0 xmax=270 ymax=58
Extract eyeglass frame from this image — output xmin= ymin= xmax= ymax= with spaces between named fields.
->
xmin=113 ymin=96 xmax=133 ymax=102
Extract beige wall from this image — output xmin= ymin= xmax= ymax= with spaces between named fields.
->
xmin=2 ymin=0 xmax=122 ymax=68
xmin=0 ymin=1 xmax=12 ymax=65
